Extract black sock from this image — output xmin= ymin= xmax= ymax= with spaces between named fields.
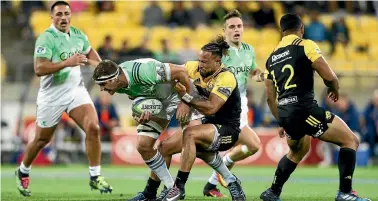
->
xmin=90 ymin=175 xmax=99 ymax=181
xmin=18 ymin=169 xmax=29 ymax=178
xmin=338 ymin=148 xmax=356 ymax=193
xmin=271 ymin=155 xmax=298 ymax=196
xmin=204 ymin=182 xmax=217 ymax=190
xmin=175 ymin=171 xmax=190 ymax=189
xmin=143 ymin=177 xmax=161 ymax=197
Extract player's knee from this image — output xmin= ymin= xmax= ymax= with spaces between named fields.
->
xmin=34 ymin=137 xmax=51 ymax=149
xmin=137 ymin=141 xmax=154 ymax=156
xmin=345 ymin=133 xmax=360 ymax=150
xmin=289 ymin=143 xmax=310 ymax=159
xmin=246 ymin=139 xmax=261 ymax=155
xmin=85 ymin=122 xmax=100 ymax=137
xmin=183 ymin=128 xmax=196 ymax=140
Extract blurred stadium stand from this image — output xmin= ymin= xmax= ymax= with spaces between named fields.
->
xmin=1 ymin=1 xmax=377 ymax=166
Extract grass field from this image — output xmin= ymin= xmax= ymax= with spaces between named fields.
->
xmin=1 ymin=165 xmax=378 ymax=201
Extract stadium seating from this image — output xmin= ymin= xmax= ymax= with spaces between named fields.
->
xmin=28 ymin=1 xmax=378 ymax=75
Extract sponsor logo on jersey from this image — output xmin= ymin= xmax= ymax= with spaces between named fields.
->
xmin=59 ymin=49 xmax=82 ymax=61
xmin=36 ymin=46 xmax=46 ymax=54
xmin=278 ymin=96 xmax=298 ymax=106
xmin=228 ymin=65 xmax=249 ymax=74
xmin=217 ymin=87 xmax=232 ymax=97
xmin=272 ymin=50 xmax=290 ymax=62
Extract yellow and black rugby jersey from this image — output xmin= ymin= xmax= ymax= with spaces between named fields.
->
xmin=264 ymin=35 xmax=322 ymax=114
xmin=185 ymin=61 xmax=241 ymax=127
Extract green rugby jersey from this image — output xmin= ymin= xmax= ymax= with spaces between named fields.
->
xmin=221 ymin=42 xmax=257 ymax=97
xmin=116 ymin=58 xmax=173 ymax=99
xmin=34 ymin=24 xmax=91 ymax=105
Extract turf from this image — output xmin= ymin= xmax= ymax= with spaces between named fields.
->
xmin=1 ymin=165 xmax=378 ymax=201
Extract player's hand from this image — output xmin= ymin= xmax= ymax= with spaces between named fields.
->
xmin=174 ymin=82 xmax=187 ymax=96
xmin=327 ymin=87 xmax=339 ymax=102
xmin=176 ymin=102 xmax=191 ymax=124
xmin=278 ymin=127 xmax=286 ymax=138
xmin=64 ymin=54 xmax=88 ymax=67
xmin=133 ymin=111 xmax=152 ymax=124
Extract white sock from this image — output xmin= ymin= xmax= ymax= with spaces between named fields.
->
xmin=208 ymin=171 xmax=219 ymax=185
xmin=89 ymin=166 xmax=101 ymax=177
xmin=223 ymin=154 xmax=234 ymax=167
xmin=207 ymin=154 xmax=236 ymax=185
xmin=145 ymin=152 xmax=174 ymax=189
xmin=20 ymin=162 xmax=31 ymax=175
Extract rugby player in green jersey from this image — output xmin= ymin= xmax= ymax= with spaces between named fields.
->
xmin=15 ymin=1 xmax=112 ymax=196
xmin=92 ymin=58 xmax=198 ymax=201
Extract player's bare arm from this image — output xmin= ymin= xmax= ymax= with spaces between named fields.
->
xmin=250 ymin=68 xmax=265 ymax=82
xmin=312 ymin=57 xmax=340 ymax=102
xmin=265 ymin=79 xmax=278 ymax=120
xmin=34 ymin=55 xmax=87 ymax=76
xmin=175 ymin=82 xmax=226 ymax=116
xmin=170 ymin=64 xmax=193 ymax=123
xmin=86 ymin=48 xmax=102 ymax=67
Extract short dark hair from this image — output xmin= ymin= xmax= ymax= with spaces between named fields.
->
xmin=201 ymin=35 xmax=230 ymax=58
xmin=51 ymin=1 xmax=70 ymax=13
xmin=280 ymin=13 xmax=302 ymax=32
xmin=223 ymin=9 xmax=242 ymax=22
xmin=93 ymin=60 xmax=119 ymax=84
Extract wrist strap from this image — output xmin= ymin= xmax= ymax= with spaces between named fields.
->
xmin=182 ymin=93 xmax=193 ymax=103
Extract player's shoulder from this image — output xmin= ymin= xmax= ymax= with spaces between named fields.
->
xmin=39 ymin=28 xmax=58 ymax=40
xmin=299 ymin=39 xmax=319 ymax=48
xmin=217 ymin=70 xmax=236 ymax=84
xmin=70 ymin=26 xmax=85 ymax=35
xmin=241 ymin=42 xmax=255 ymax=52
xmin=184 ymin=61 xmax=199 ymax=70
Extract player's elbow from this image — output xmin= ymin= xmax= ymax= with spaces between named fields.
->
xmin=202 ymin=106 xmax=218 ymax=116
xmin=34 ymin=65 xmax=44 ymax=77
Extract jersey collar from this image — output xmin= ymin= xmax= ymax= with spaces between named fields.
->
xmin=281 ymin=34 xmax=300 ymax=42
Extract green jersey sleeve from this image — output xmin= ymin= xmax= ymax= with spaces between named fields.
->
xmin=250 ymin=46 xmax=257 ymax=71
xmin=73 ymin=27 xmax=91 ymax=54
xmin=34 ymin=33 xmax=54 ymax=60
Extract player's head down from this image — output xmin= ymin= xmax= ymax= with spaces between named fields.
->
xmin=280 ymin=13 xmax=304 ymax=37
xmin=223 ymin=9 xmax=244 ymax=45
xmin=199 ymin=35 xmax=230 ymax=78
xmin=50 ymin=1 xmax=71 ymax=33
xmin=93 ymin=60 xmax=122 ymax=95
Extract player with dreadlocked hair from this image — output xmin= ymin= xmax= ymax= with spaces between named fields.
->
xmin=162 ymin=35 xmax=246 ymax=201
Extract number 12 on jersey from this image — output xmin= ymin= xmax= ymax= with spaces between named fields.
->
xmin=270 ymin=64 xmax=297 ymax=92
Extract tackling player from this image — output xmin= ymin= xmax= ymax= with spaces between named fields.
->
xmin=15 ymin=1 xmax=112 ymax=196
xmin=92 ymin=58 xmax=196 ymax=201
xmin=260 ymin=13 xmax=371 ymax=201
xmin=163 ymin=36 xmax=246 ymax=201
xmin=203 ymin=9 xmax=263 ymax=197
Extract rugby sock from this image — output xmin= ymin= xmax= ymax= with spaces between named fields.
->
xmin=143 ymin=177 xmax=161 ymax=197
xmin=19 ymin=162 xmax=31 ymax=176
xmin=271 ymin=155 xmax=298 ymax=196
xmin=145 ymin=151 xmax=174 ymax=189
xmin=175 ymin=170 xmax=190 ymax=189
xmin=208 ymin=154 xmax=234 ymax=185
xmin=207 ymin=153 xmax=236 ymax=185
xmin=89 ymin=166 xmax=101 ymax=179
xmin=208 ymin=171 xmax=219 ymax=185
xmin=338 ymin=148 xmax=356 ymax=193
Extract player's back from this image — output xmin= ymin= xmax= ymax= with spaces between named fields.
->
xmin=265 ymin=35 xmax=322 ymax=117
xmin=117 ymin=58 xmax=173 ymax=99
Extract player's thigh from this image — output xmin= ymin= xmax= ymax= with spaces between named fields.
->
xmin=287 ymin=135 xmax=311 ymax=153
xmin=159 ymin=119 xmax=202 ymax=155
xmin=318 ymin=115 xmax=359 ymax=149
xmin=68 ymin=86 xmax=98 ymax=130
xmin=137 ymin=118 xmax=170 ymax=150
xmin=34 ymin=124 xmax=58 ymax=143
xmin=183 ymin=124 xmax=217 ymax=149
xmin=235 ymin=125 xmax=261 ymax=151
